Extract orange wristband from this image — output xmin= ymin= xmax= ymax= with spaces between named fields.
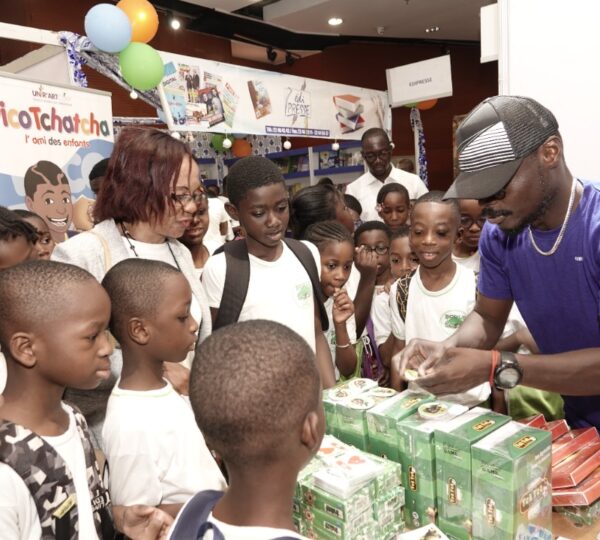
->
xmin=489 ymin=350 xmax=500 ymax=387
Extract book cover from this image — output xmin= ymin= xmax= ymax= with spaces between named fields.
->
xmin=221 ymin=82 xmax=239 ymax=127
xmin=247 ymin=80 xmax=272 ymax=119
xmin=194 ymin=87 xmax=224 ymax=127
xmin=333 ymin=94 xmax=362 ymax=114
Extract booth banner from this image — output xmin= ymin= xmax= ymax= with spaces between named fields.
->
xmin=0 ymin=73 xmax=113 ymax=242
xmin=158 ymin=50 xmax=390 ymax=139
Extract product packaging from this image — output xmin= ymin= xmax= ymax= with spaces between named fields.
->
xmin=552 ymin=427 xmax=599 ymax=467
xmin=518 ymin=414 xmax=547 ymax=430
xmin=398 ymin=523 xmax=450 ymax=539
xmin=434 ymin=407 xmax=511 ymax=540
xmin=397 ymin=400 xmax=469 ymax=529
xmin=546 ymin=419 xmax=570 ymax=442
xmin=552 ymin=439 xmax=600 ymax=489
xmin=366 ymin=389 xmax=434 ymax=462
xmin=472 ymin=421 xmax=552 ymax=540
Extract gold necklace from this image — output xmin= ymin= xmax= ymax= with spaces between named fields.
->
xmin=528 ymin=178 xmax=577 ymax=257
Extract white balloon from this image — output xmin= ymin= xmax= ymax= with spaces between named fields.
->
xmin=129 ymin=90 xmax=138 ymax=100
xmin=283 ymin=140 xmax=292 ymax=150
xmin=332 ymin=142 xmax=340 ymax=151
xmin=171 ymin=132 xmax=181 ymax=140
xmin=223 ymin=137 xmax=233 ymax=149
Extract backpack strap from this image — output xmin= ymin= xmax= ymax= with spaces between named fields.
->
xmin=284 ymin=238 xmax=329 ymax=332
xmin=169 ymin=490 xmax=224 ymax=539
xmin=0 ymin=419 xmax=79 ymax=540
xmin=213 ymin=241 xmax=251 ymax=331
xmin=395 ymin=269 xmax=417 ymax=323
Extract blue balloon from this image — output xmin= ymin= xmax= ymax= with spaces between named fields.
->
xmin=85 ymin=4 xmax=132 ymax=54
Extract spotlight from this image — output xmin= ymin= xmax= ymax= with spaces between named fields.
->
xmin=285 ymin=52 xmax=295 ymax=66
xmin=169 ymin=13 xmax=181 ymax=30
xmin=266 ymin=47 xmax=277 ymax=62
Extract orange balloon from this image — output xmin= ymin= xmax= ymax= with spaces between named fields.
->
xmin=117 ymin=0 xmax=159 ymax=43
xmin=417 ymin=99 xmax=438 ymax=111
xmin=232 ymin=139 xmax=252 ymax=158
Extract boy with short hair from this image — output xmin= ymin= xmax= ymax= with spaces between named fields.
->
xmin=0 ymin=260 xmax=171 ymax=539
xmin=452 ymin=198 xmax=484 ymax=274
xmin=389 ymin=191 xmax=490 ymax=406
xmin=101 ymin=259 xmax=226 ymax=517
xmin=169 ymin=319 xmax=324 ymax=539
xmin=389 ymin=225 xmax=418 ymax=280
xmin=202 ymin=156 xmax=335 ymax=387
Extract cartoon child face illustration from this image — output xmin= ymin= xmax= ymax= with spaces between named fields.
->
xmin=24 ymin=161 xmax=73 ymax=243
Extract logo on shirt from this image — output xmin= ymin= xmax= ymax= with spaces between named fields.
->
xmin=575 ymin=256 xmax=584 ymax=262
xmin=296 ymin=283 xmax=312 ymax=302
xmin=441 ymin=311 xmax=466 ymax=330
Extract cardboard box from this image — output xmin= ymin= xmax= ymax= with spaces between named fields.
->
xmin=546 ymin=419 xmax=570 ymax=442
xmin=518 ymin=414 xmax=547 ymax=430
xmin=552 ymin=440 xmax=600 ymax=489
xmin=301 ymin=505 xmax=375 ymax=539
xmin=366 ymin=389 xmax=435 ymax=462
xmin=397 ymin=400 xmax=469 ymax=529
xmin=434 ymin=407 xmax=511 ymax=540
xmin=552 ymin=427 xmax=599 ymax=466
xmin=322 ymin=380 xmax=378 ymax=438
xmin=553 ymin=466 xmax=600 ymax=507
xmin=472 ymin=421 xmax=552 ymax=540
xmin=362 ymin=452 xmax=402 ymax=499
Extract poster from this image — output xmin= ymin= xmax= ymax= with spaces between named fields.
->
xmin=0 ymin=73 xmax=114 ymax=242
xmin=159 ymin=51 xmax=390 ymax=140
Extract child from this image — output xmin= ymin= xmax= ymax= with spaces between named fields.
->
xmin=389 ymin=225 xmax=418 ymax=280
xmin=388 ymin=192 xmax=489 ymax=406
xmin=0 ymin=206 xmax=38 ymax=269
xmin=343 ymin=193 xmax=363 ymax=230
xmin=452 ymin=198 xmax=484 ymax=274
xmin=305 ymin=221 xmax=358 ymax=380
xmin=376 ymin=183 xmax=410 ymax=233
xmin=202 ymin=156 xmax=336 ymax=388
xmin=169 ymin=319 xmax=323 ymax=539
xmin=353 ymin=221 xmax=393 ymax=382
xmin=180 ymin=192 xmax=217 ymax=279
xmin=101 ymin=259 xmax=226 ymax=518
xmin=13 ymin=209 xmax=56 ymax=260
xmin=0 ymin=260 xmax=171 ymax=538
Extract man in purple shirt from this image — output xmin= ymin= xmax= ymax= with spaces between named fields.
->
xmin=395 ymin=95 xmax=600 ymax=428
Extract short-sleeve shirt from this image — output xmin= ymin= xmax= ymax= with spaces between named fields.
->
xmin=478 ymin=180 xmax=600 ymax=428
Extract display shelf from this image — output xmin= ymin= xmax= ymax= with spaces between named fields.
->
xmin=314 ymin=165 xmax=365 ymax=176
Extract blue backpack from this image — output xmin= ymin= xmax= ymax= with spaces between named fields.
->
xmin=170 ymin=490 xmax=299 ymax=540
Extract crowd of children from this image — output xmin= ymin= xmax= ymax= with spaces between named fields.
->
xmin=0 ymin=124 xmax=566 ymax=539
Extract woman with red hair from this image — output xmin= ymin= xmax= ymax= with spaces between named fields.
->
xmin=53 ymin=127 xmax=209 ymax=445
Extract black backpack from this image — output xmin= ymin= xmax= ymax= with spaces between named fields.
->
xmin=213 ymin=238 xmax=329 ymax=332
xmin=169 ymin=490 xmax=298 ymax=539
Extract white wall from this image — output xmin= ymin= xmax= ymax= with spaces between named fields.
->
xmin=499 ymin=0 xmax=600 ymax=180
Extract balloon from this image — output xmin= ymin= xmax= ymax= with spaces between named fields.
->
xmin=417 ymin=99 xmax=438 ymax=111
xmin=117 ymin=0 xmax=159 ymax=43
xmin=211 ymin=134 xmax=225 ymax=152
xmin=232 ymin=139 xmax=252 ymax=158
xmin=84 ymin=4 xmax=132 ymax=53
xmin=119 ymin=42 xmax=164 ymax=91
xmin=404 ymin=102 xmax=418 ymax=108
xmin=222 ymin=137 xmax=232 ymax=149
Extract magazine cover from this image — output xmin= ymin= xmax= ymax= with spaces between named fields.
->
xmin=248 ymin=80 xmax=272 ymax=119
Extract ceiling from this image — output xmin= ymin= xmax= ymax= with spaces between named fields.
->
xmin=181 ymin=0 xmax=494 ymax=41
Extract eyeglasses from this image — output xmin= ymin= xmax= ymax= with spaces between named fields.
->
xmin=460 ymin=216 xmax=486 ymax=229
xmin=362 ymin=147 xmax=392 ymax=162
xmin=170 ymin=191 xmax=207 ymax=206
xmin=359 ymin=244 xmax=389 ymax=255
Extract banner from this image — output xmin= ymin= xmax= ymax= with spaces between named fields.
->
xmin=0 ymin=73 xmax=113 ymax=242
xmin=158 ymin=51 xmax=390 ymax=140
xmin=386 ymin=55 xmax=453 ymax=108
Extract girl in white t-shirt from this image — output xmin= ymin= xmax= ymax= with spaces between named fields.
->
xmin=304 ymin=221 xmax=358 ymax=380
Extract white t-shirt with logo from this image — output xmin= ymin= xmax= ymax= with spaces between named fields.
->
xmin=389 ymin=263 xmax=490 ymax=406
xmin=0 ymin=404 xmax=98 ymax=540
xmin=202 ymin=241 xmax=320 ymax=352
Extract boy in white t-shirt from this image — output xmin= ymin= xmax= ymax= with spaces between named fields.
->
xmin=101 ymin=259 xmax=226 ymax=519
xmin=202 ymin=156 xmax=335 ymax=387
xmin=0 ymin=260 xmax=171 ymax=539
xmin=169 ymin=319 xmax=323 ymax=539
xmin=389 ymin=192 xmax=490 ymax=406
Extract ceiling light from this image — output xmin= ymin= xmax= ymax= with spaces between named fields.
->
xmin=328 ymin=17 xmax=343 ymax=26
xmin=170 ymin=14 xmax=181 ymax=30
xmin=425 ymin=26 xmax=440 ymax=33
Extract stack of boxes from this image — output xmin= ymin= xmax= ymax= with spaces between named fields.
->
xmin=294 ymin=435 xmax=404 ymax=539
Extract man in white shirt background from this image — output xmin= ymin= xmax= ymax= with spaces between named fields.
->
xmin=204 ymin=185 xmax=231 ymax=252
xmin=345 ymin=128 xmax=428 ymax=222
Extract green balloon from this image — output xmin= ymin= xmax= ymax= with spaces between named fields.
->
xmin=211 ymin=134 xmax=225 ymax=152
xmin=119 ymin=42 xmax=164 ymax=91
xmin=405 ymin=102 xmax=418 ymax=108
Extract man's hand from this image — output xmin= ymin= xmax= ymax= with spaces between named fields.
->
xmin=163 ymin=363 xmax=190 ymax=395
xmin=113 ymin=505 xmax=174 ymax=540
xmin=332 ymin=288 xmax=354 ymax=325
xmin=354 ymin=246 xmax=378 ymax=277
xmin=392 ymin=338 xmax=450 ymax=381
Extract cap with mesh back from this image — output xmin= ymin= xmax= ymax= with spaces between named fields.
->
xmin=444 ymin=96 xmax=559 ymax=200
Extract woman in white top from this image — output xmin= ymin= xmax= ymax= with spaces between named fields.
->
xmin=52 ymin=127 xmax=210 ymax=445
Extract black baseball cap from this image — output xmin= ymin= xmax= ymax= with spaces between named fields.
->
xmin=444 ymin=96 xmax=559 ymax=200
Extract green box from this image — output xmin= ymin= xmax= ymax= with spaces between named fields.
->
xmin=335 ymin=388 xmax=397 ymax=451
xmin=363 ymin=452 xmax=402 ymax=499
xmin=472 ymin=421 xmax=552 ymax=540
xmin=434 ymin=407 xmax=511 ymax=540
xmin=396 ymin=400 xmax=468 ymax=529
xmin=301 ymin=506 xmax=375 ymax=539
xmin=366 ymin=389 xmax=435 ymax=462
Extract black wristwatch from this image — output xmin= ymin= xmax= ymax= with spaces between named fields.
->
xmin=494 ymin=351 xmax=523 ymax=390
